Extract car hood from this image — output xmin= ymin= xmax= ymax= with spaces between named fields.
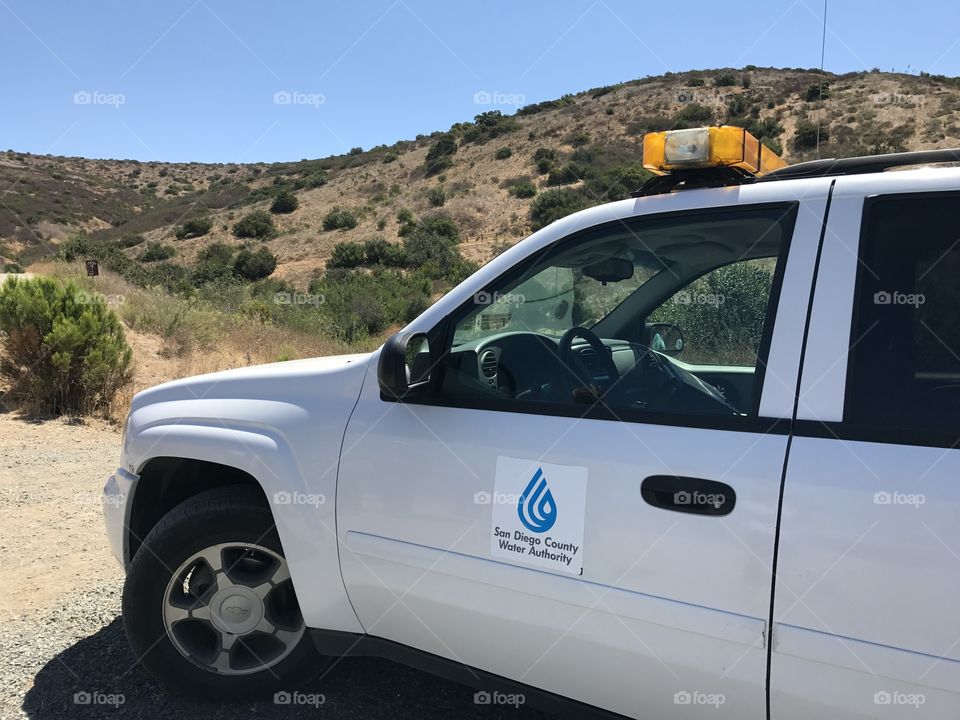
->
xmin=130 ymin=352 xmax=373 ymax=411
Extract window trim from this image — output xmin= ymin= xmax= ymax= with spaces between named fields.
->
xmin=832 ymin=190 xmax=960 ymax=450
xmin=391 ymin=202 xmax=801 ymax=435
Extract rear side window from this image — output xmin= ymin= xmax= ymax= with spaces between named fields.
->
xmin=846 ymin=193 xmax=960 ymax=437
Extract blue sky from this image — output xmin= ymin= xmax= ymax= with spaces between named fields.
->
xmin=2 ymin=0 xmax=959 ymax=163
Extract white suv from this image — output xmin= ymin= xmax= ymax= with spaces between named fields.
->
xmin=105 ymin=128 xmax=960 ymax=719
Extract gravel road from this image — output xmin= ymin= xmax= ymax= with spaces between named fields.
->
xmin=0 ymin=412 xmax=551 ymax=720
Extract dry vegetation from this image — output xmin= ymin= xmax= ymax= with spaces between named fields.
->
xmin=2 ymin=67 xmax=959 ymax=418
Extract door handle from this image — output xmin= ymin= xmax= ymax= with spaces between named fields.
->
xmin=640 ymin=475 xmax=736 ymax=516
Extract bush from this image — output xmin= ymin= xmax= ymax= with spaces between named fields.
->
xmin=0 ymin=277 xmax=132 ymax=415
xmin=495 ymin=147 xmax=513 ymax=160
xmin=529 ymin=189 xmax=589 ymax=230
xmin=328 ymin=241 xmax=366 ymax=269
xmin=714 ymin=71 xmax=737 ymax=87
xmin=508 ymin=181 xmax=537 ymax=198
xmin=234 ymin=246 xmax=277 ymax=281
xmin=174 ymin=217 xmax=213 ymax=240
xmin=801 ymin=82 xmax=831 ymax=101
xmin=533 ymin=147 xmax=557 ymax=174
xmin=308 ymin=268 xmax=432 ymax=343
xmin=365 ymin=237 xmax=406 ymax=267
xmin=118 ymin=233 xmax=146 ymax=248
xmin=269 ymin=190 xmax=299 ymax=214
xmin=547 ymin=163 xmax=585 ymax=186
xmin=4 ymin=261 xmax=24 ymax=273
xmin=425 ymin=134 xmax=458 ymax=176
xmin=673 ymin=103 xmax=714 ymax=128
xmin=193 ymin=242 xmax=236 ymax=285
xmin=323 ymin=207 xmax=359 ymax=231
xmin=138 ymin=242 xmax=176 ymax=262
xmin=793 ymin=120 xmax=828 ymax=150
xmin=427 ymin=186 xmax=447 ymax=207
xmin=584 ymin=165 xmax=651 ymax=201
xmin=233 ymin=210 xmax=277 ymax=240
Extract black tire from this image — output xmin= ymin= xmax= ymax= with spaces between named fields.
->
xmin=122 ymin=485 xmax=327 ymax=700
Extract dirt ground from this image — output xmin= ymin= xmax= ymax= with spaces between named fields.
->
xmin=0 ymin=413 xmax=123 ymax=618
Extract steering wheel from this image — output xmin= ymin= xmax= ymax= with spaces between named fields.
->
xmin=558 ymin=326 xmax=620 ymax=400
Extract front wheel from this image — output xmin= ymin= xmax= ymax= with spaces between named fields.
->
xmin=122 ymin=486 xmax=326 ymax=700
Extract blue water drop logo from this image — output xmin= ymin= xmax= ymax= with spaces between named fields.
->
xmin=518 ymin=467 xmax=557 ymax=533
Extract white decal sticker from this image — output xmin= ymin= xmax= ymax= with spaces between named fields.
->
xmin=489 ymin=456 xmax=587 ymax=575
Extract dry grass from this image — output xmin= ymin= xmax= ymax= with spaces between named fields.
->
xmin=41 ymin=262 xmax=360 ymax=421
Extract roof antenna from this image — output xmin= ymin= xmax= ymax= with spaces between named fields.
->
xmin=815 ymin=0 xmax=828 ymax=159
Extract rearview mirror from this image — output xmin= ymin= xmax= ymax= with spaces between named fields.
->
xmin=378 ymin=331 xmax=432 ymax=399
xmin=582 ymin=258 xmax=633 ymax=284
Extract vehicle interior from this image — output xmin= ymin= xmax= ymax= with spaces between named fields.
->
xmin=438 ymin=208 xmax=793 ymax=418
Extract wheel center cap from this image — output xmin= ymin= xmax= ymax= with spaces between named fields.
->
xmin=210 ymin=586 xmax=264 ymax=636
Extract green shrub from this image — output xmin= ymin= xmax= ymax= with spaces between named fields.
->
xmin=118 ymin=233 xmax=146 ymax=248
xmin=193 ymin=242 xmax=236 ymax=285
xmin=174 ymin=217 xmax=214 ymax=240
xmin=0 ymin=277 xmax=132 ymax=415
xmin=365 ymin=237 xmax=406 ymax=267
xmin=584 ymin=165 xmax=651 ymax=201
xmin=673 ymin=103 xmax=714 ymax=128
xmin=425 ymin=134 xmax=458 ymax=176
xmin=138 ymin=242 xmax=176 ymax=262
xmin=328 ymin=241 xmax=366 ymax=269
xmin=687 ymin=76 xmax=705 ymax=87
xmin=495 ymin=147 xmax=513 ymax=160
xmin=308 ymin=269 xmax=432 ymax=343
xmin=427 ymin=186 xmax=447 ymax=207
xmin=323 ymin=207 xmax=359 ymax=231
xmin=234 ymin=246 xmax=277 ymax=281
xmin=508 ymin=181 xmax=537 ymax=198
xmin=532 ymin=148 xmax=557 ymax=175
xmin=4 ymin=261 xmax=24 ymax=273
xmin=529 ymin=188 xmax=589 ymax=230
xmin=714 ymin=71 xmax=737 ymax=87
xmin=270 ymin=190 xmax=299 ymax=214
xmin=801 ymin=82 xmax=831 ymax=101
xmin=547 ymin=163 xmax=585 ymax=186
xmin=793 ymin=120 xmax=828 ymax=150
xmin=569 ymin=131 xmax=590 ymax=147
xmin=233 ymin=210 xmax=277 ymax=239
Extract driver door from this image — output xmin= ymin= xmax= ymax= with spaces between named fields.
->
xmin=337 ymin=199 xmax=824 ymax=718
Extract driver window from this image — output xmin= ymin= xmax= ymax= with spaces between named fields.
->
xmin=437 ymin=205 xmax=795 ymax=422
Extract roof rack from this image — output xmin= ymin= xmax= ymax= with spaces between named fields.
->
xmin=632 ymin=167 xmax=756 ymax=197
xmin=758 ymin=148 xmax=960 ymax=182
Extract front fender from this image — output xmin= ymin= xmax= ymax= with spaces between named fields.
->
xmin=124 ymin=391 xmax=366 ymax=633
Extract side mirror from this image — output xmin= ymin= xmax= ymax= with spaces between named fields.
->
xmin=378 ymin=331 xmax=432 ymax=399
xmin=645 ymin=322 xmax=684 ymax=356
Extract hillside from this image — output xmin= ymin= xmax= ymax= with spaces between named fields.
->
xmin=4 ymin=67 xmax=960 ymax=286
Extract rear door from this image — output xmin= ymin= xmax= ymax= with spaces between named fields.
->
xmin=337 ymin=188 xmax=830 ymax=719
xmin=772 ymin=177 xmax=960 ymax=719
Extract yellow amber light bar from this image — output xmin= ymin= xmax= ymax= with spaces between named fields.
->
xmin=642 ymin=126 xmax=788 ymax=176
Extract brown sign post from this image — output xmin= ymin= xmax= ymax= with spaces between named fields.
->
xmin=85 ymin=259 xmax=99 ymax=277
